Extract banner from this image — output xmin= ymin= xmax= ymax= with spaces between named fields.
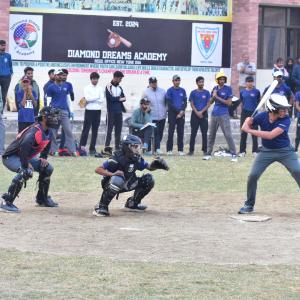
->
xmin=9 ymin=14 xmax=43 ymax=61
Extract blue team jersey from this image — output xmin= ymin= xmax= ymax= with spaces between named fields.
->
xmin=46 ymin=82 xmax=71 ymax=110
xmin=296 ymin=91 xmax=300 ymax=118
xmin=264 ymin=83 xmax=292 ymax=98
xmin=253 ymin=111 xmax=291 ymax=149
xmin=189 ymin=89 xmax=210 ymax=111
xmin=240 ymin=88 xmax=260 ymax=112
xmin=166 ymin=87 xmax=187 ymax=111
xmin=17 ymin=90 xmax=38 ymax=123
xmin=211 ymin=85 xmax=233 ymax=116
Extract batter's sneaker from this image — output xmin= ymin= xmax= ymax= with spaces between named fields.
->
xmin=93 ymin=206 xmax=110 ymax=217
xmin=0 ymin=200 xmax=20 ymax=213
xmin=124 ymin=197 xmax=147 ymax=211
xmin=202 ymin=154 xmax=212 ymax=160
xmin=238 ymin=205 xmax=254 ymax=214
xmin=231 ymin=155 xmax=238 ymax=162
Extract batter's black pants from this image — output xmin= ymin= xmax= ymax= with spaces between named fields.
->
xmin=189 ymin=111 xmax=208 ymax=153
xmin=239 ymin=110 xmax=258 ymax=153
xmin=167 ymin=110 xmax=185 ymax=152
xmin=80 ymin=109 xmax=101 ymax=151
xmin=153 ymin=119 xmax=166 ymax=151
xmin=105 ymin=111 xmax=123 ymax=150
xmin=0 ymin=75 xmax=11 ymax=112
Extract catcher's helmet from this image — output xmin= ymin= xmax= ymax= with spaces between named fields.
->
xmin=265 ymin=93 xmax=291 ymax=113
xmin=37 ymin=106 xmax=61 ymax=128
xmin=121 ymin=134 xmax=142 ymax=161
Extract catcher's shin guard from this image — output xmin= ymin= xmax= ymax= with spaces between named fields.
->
xmin=127 ymin=174 xmax=154 ymax=207
xmin=2 ymin=172 xmax=25 ymax=204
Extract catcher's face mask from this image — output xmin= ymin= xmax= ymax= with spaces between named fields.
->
xmin=129 ymin=143 xmax=141 ymax=158
xmin=45 ymin=108 xmax=61 ymax=128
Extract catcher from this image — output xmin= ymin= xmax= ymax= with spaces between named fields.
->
xmin=0 ymin=106 xmax=61 ymax=213
xmin=93 ymin=134 xmax=169 ymax=217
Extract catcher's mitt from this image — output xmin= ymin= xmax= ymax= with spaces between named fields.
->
xmin=149 ymin=157 xmax=169 ymax=171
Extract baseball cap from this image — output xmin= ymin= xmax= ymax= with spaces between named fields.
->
xmin=54 ymin=69 xmax=64 ymax=75
xmin=273 ymin=70 xmax=283 ymax=77
xmin=245 ymin=75 xmax=254 ymax=82
xmin=149 ymin=76 xmax=157 ymax=83
xmin=22 ymin=76 xmax=30 ymax=82
xmin=172 ymin=74 xmax=180 ymax=81
xmin=140 ymin=97 xmax=150 ymax=104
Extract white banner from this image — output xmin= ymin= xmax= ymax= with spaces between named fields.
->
xmin=9 ymin=14 xmax=43 ymax=61
xmin=191 ymin=23 xmax=223 ymax=67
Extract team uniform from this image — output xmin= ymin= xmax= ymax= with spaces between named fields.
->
xmin=1 ymin=107 xmax=60 ymax=213
xmin=239 ymin=87 xmax=260 ymax=154
xmin=189 ymin=88 xmax=210 ymax=154
xmin=294 ymin=91 xmax=300 ymax=151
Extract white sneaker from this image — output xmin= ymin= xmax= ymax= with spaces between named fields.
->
xmin=252 ymin=152 xmax=258 ymax=157
xmin=178 ymin=151 xmax=186 ymax=156
xmin=238 ymin=152 xmax=246 ymax=157
xmin=202 ymin=154 xmax=212 ymax=160
xmin=167 ymin=151 xmax=173 ymax=156
xmin=231 ymin=155 xmax=238 ymax=162
xmin=155 ymin=149 xmax=163 ymax=155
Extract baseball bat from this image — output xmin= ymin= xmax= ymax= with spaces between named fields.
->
xmin=107 ymin=29 xmax=132 ymax=48
xmin=251 ymin=79 xmax=278 ymax=117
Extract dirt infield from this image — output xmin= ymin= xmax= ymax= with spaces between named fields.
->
xmin=0 ymin=190 xmax=299 ymax=265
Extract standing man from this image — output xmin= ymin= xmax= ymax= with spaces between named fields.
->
xmin=188 ymin=76 xmax=210 ymax=156
xmin=43 ymin=69 xmax=55 ymax=107
xmin=79 ymin=72 xmax=104 ymax=157
xmin=103 ymin=71 xmax=126 ymax=153
xmin=166 ymin=75 xmax=187 ymax=156
xmin=294 ymin=89 xmax=300 ymax=152
xmin=46 ymin=69 xmax=77 ymax=156
xmin=292 ymin=56 xmax=300 ymax=92
xmin=0 ymin=91 xmax=5 ymax=155
xmin=15 ymin=67 xmax=41 ymax=115
xmin=0 ymin=40 xmax=13 ymax=113
xmin=142 ymin=76 xmax=167 ymax=155
xmin=238 ymin=94 xmax=300 ymax=214
xmin=203 ymin=71 xmax=238 ymax=162
xmin=238 ymin=76 xmax=260 ymax=156
xmin=235 ymin=54 xmax=257 ymax=118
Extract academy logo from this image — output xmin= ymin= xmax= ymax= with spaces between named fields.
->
xmin=195 ymin=26 xmax=219 ymax=60
xmin=9 ymin=15 xmax=43 ymax=60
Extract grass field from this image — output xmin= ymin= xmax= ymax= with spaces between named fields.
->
xmin=0 ymin=154 xmax=299 ymax=299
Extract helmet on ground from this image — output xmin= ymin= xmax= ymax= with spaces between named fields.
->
xmin=215 ymin=70 xmax=227 ymax=83
xmin=265 ymin=93 xmax=291 ymax=113
xmin=37 ymin=106 xmax=61 ymax=128
xmin=121 ymin=134 xmax=142 ymax=161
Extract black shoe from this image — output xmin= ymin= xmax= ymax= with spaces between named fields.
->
xmin=188 ymin=151 xmax=194 ymax=156
xmin=93 ymin=206 xmax=110 ymax=216
xmin=36 ymin=196 xmax=58 ymax=207
xmin=90 ymin=151 xmax=103 ymax=158
xmin=125 ymin=198 xmax=147 ymax=211
xmin=101 ymin=147 xmax=113 ymax=157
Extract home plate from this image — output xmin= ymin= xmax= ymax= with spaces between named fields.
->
xmin=230 ymin=214 xmax=272 ymax=222
xmin=119 ymin=227 xmax=143 ymax=231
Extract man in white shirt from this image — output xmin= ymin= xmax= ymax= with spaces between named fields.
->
xmin=79 ymin=72 xmax=105 ymax=157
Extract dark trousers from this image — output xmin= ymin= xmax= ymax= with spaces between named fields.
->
xmin=80 ymin=109 xmax=101 ymax=151
xmin=189 ymin=111 xmax=208 ymax=153
xmin=239 ymin=110 xmax=258 ymax=153
xmin=105 ymin=112 xmax=123 ymax=150
xmin=166 ymin=110 xmax=185 ymax=152
xmin=18 ymin=122 xmax=34 ymax=133
xmin=153 ymin=119 xmax=166 ymax=151
xmin=295 ymin=117 xmax=300 ymax=151
xmin=132 ymin=126 xmax=152 ymax=146
xmin=229 ymin=99 xmax=241 ymax=117
xmin=0 ymin=75 xmax=11 ymax=112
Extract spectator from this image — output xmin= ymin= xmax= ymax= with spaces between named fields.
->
xmin=16 ymin=76 xmax=38 ymax=133
xmin=130 ymin=98 xmax=153 ymax=154
xmin=294 ymin=89 xmax=300 ymax=152
xmin=292 ymin=56 xmax=300 ymax=92
xmin=15 ymin=66 xmax=41 ymax=116
xmin=46 ymin=69 xmax=77 ymax=156
xmin=188 ymin=76 xmax=210 ymax=156
xmin=166 ymin=75 xmax=187 ymax=156
xmin=238 ymin=76 xmax=260 ymax=157
xmin=285 ymin=58 xmax=295 ymax=92
xmin=142 ymin=76 xmax=167 ymax=155
xmin=0 ymin=92 xmax=5 ymax=155
xmin=79 ymin=72 xmax=104 ymax=157
xmin=0 ymin=40 xmax=13 ymax=113
xmin=43 ymin=69 xmax=55 ymax=107
xmin=103 ymin=71 xmax=126 ymax=153
xmin=203 ymin=70 xmax=237 ymax=162
xmin=272 ymin=57 xmax=289 ymax=80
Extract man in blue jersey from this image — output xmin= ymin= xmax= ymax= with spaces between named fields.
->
xmin=294 ymin=89 xmax=300 ymax=152
xmin=188 ymin=76 xmax=210 ymax=156
xmin=203 ymin=71 xmax=237 ymax=162
xmin=166 ymin=75 xmax=187 ymax=156
xmin=239 ymin=94 xmax=300 ymax=214
xmin=238 ymin=76 xmax=261 ymax=156
xmin=46 ymin=69 xmax=76 ymax=156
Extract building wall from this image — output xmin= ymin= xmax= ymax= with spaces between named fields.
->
xmin=0 ymin=0 xmax=10 ymax=43
xmin=231 ymin=0 xmax=300 ymax=94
